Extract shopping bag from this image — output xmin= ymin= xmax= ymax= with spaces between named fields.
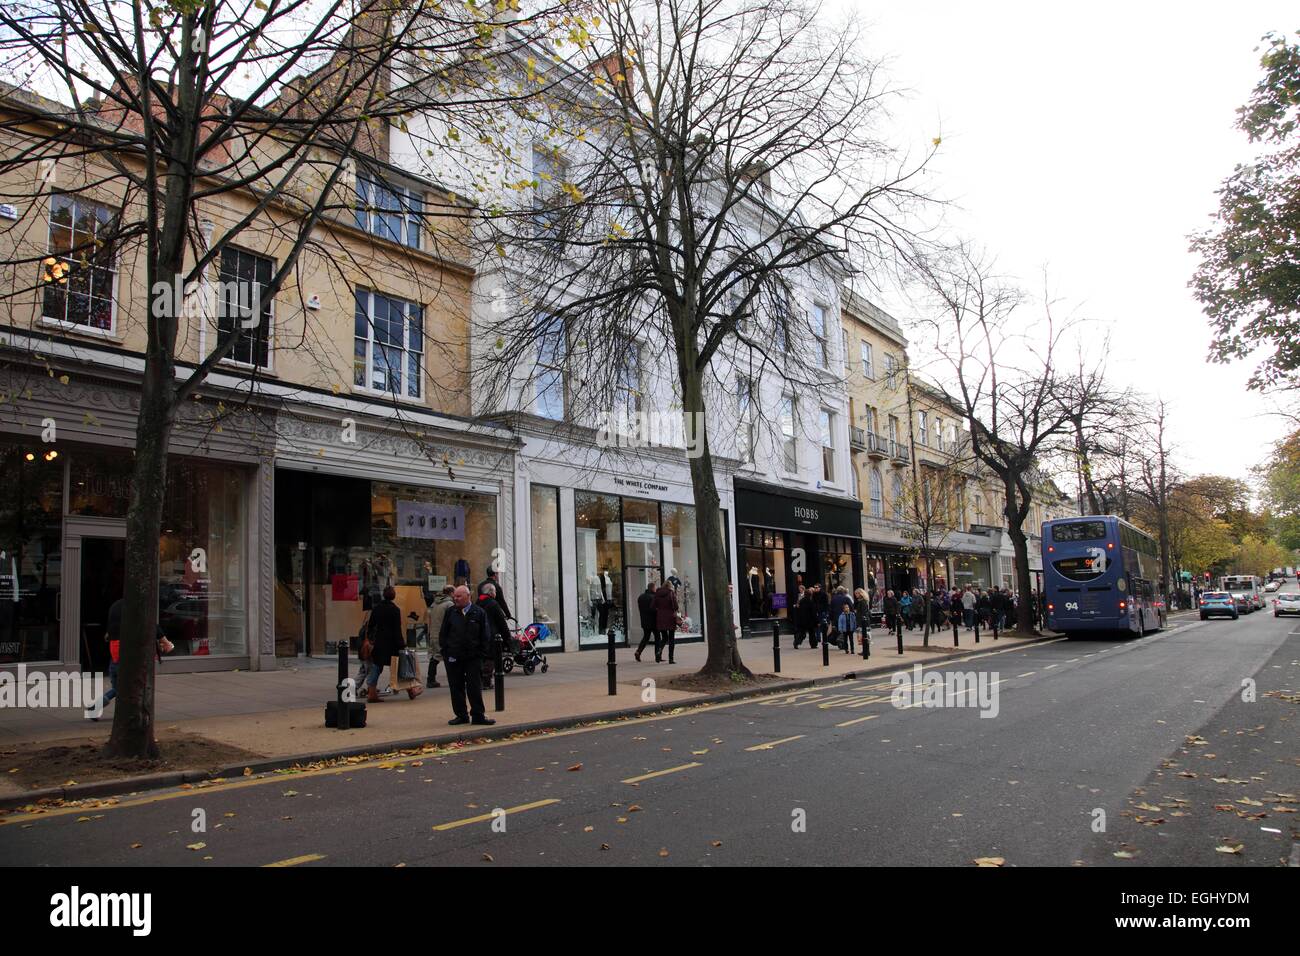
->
xmin=388 ymin=652 xmax=421 ymax=692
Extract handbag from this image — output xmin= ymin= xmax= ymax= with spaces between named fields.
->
xmin=398 ymin=649 xmax=417 ymax=681
xmin=357 ymin=620 xmax=373 ymax=662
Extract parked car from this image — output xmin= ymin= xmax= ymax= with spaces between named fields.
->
xmin=1199 ymin=591 xmax=1239 ymax=621
xmin=1264 ymin=580 xmax=1280 ymax=593
xmin=1274 ymin=592 xmax=1300 ymax=618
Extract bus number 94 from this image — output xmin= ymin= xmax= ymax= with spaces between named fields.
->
xmin=1064 ymin=602 xmax=1079 ymax=611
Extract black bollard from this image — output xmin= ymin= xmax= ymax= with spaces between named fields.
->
xmin=772 ymin=622 xmax=781 ymax=674
xmin=896 ymin=617 xmax=903 ymax=655
xmin=974 ymin=617 xmax=980 ymax=644
xmin=822 ymin=630 xmax=830 ymax=667
xmin=993 ymin=615 xmax=999 ymax=640
xmin=607 ymin=628 xmax=617 ymax=696
xmin=336 ymin=639 xmax=350 ymax=730
xmin=493 ymin=636 xmax=505 ymax=713
xmin=862 ymin=622 xmax=870 ymax=660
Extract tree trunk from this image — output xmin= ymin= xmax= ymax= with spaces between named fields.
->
xmin=1004 ymin=477 xmax=1037 ymax=636
xmin=680 ymin=357 xmax=747 ymax=677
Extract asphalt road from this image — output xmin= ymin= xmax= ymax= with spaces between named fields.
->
xmin=3 ymin=608 xmax=1297 ymax=867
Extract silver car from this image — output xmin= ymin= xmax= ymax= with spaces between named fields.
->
xmin=1275 ymin=592 xmax=1300 ymax=618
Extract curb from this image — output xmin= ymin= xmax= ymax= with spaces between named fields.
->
xmin=1 ymin=633 xmax=1059 ymax=809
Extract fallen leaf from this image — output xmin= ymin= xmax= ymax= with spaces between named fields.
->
xmin=187 ymin=842 xmax=206 ymax=851
xmin=599 ymin=843 xmax=610 ymax=851
xmin=130 ymin=843 xmax=142 ymax=849
xmin=658 ymin=848 xmax=669 ymax=858
xmin=1113 ymin=850 xmax=1138 ymax=859
xmin=628 ymin=804 xmax=642 ymax=812
xmin=282 ymin=790 xmax=299 ymax=797
xmin=711 ymin=840 xmax=723 ymax=848
xmin=1215 ymin=843 xmax=1244 ymax=855
xmin=583 ymin=826 xmax=594 ymax=833
xmin=567 ymin=764 xmax=583 ymax=772
xmin=972 ymin=856 xmax=1005 ymax=867
xmin=482 ymin=853 xmax=494 ymax=862
xmin=243 ymin=767 xmax=253 ymax=777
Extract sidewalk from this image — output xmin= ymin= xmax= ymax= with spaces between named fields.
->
xmin=0 ymin=627 xmax=1050 ymax=797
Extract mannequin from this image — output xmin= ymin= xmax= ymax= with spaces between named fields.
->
xmin=598 ymin=565 xmax=615 ymax=634
xmin=747 ymin=565 xmax=761 ymax=616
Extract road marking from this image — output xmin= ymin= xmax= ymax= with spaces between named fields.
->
xmin=746 ymin=735 xmax=806 ymax=752
xmin=836 ymin=714 xmax=880 ymax=728
xmin=1066 ymin=658 xmax=1080 ymax=663
xmin=1044 ymin=664 xmax=1058 ymax=669
xmin=1016 ymin=672 xmax=1036 ymax=678
xmin=621 ymin=762 xmax=702 ymax=785
xmin=263 ymin=853 xmax=326 ymax=868
xmin=431 ymin=798 xmax=560 ymax=831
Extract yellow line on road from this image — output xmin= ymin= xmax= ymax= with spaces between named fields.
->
xmin=836 ymin=714 xmax=879 ymax=728
xmin=621 ymin=762 xmax=702 ymax=785
xmin=263 ymin=853 xmax=326 ymax=867
xmin=745 ymin=735 xmax=806 ymax=752
xmin=432 ymin=798 xmax=560 ymax=831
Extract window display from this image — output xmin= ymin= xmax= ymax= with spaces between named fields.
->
xmin=0 ymin=442 xmax=63 ymax=664
xmin=529 ymin=485 xmax=563 ymax=649
xmin=575 ymin=491 xmax=624 ymax=647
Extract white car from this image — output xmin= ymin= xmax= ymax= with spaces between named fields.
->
xmin=1275 ymin=592 xmax=1300 ymax=618
xmin=1264 ymin=580 xmax=1280 ymax=593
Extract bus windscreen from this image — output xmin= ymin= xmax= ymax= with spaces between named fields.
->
xmin=1051 ymin=521 xmax=1107 ymax=542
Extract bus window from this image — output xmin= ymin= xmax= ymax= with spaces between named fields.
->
xmin=1052 ymin=520 xmax=1107 ymax=542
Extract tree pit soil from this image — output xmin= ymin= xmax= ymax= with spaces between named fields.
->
xmin=0 ymin=731 xmax=263 ymax=794
xmin=663 ymin=671 xmax=786 ymax=694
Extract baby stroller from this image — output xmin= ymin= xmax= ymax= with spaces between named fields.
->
xmin=501 ymin=622 xmax=550 ymax=675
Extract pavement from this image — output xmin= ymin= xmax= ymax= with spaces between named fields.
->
xmin=0 ymin=623 xmax=1050 ymax=798
xmin=5 ymin=609 xmax=1291 ymax=867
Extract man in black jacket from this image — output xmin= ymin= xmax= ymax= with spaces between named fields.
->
xmin=635 ymin=582 xmax=658 ymax=662
xmin=477 ymin=583 xmax=512 ymax=691
xmin=439 ymin=585 xmax=495 ymax=726
xmin=366 ymin=586 xmax=406 ymax=704
xmin=477 ymin=566 xmax=511 ymax=621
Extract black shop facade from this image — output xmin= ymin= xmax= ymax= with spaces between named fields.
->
xmin=733 ymin=478 xmax=864 ymax=637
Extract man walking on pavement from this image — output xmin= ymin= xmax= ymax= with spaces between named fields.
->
xmin=478 ymin=582 xmax=511 ymax=691
xmin=439 ymin=585 xmax=495 ymax=726
xmin=635 ymin=581 xmax=659 ymax=662
xmin=478 ymin=565 xmax=511 ymax=621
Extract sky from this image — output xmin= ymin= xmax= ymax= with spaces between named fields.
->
xmin=843 ymin=0 xmax=1297 ymax=483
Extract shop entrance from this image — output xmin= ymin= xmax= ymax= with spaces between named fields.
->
xmin=77 ymin=536 xmax=125 ymax=672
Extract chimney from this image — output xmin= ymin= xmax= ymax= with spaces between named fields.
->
xmin=591 ymin=52 xmax=634 ymax=98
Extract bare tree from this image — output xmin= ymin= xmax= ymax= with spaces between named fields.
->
xmin=471 ymin=0 xmax=933 ymax=676
xmin=915 ymin=248 xmax=1090 ymax=635
xmin=0 ymin=0 xmax=560 ymax=756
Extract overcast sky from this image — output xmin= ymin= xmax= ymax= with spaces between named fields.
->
xmin=847 ymin=1 xmax=1295 ymax=484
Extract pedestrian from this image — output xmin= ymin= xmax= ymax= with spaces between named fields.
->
xmin=426 ymin=586 xmax=453 ymax=688
xmin=635 ymin=581 xmax=659 ymax=662
xmin=883 ymin=589 xmax=899 ymax=634
xmin=853 ymin=587 xmax=872 ymax=649
xmin=439 ymin=585 xmax=495 ymax=726
xmin=478 ymin=582 xmax=512 ymax=691
xmin=977 ymin=589 xmax=992 ymax=628
xmin=365 ymin=586 xmax=422 ymax=702
xmin=899 ymin=590 xmax=913 ymax=630
xmin=810 ymin=583 xmax=830 ymax=647
xmin=961 ymin=587 xmax=977 ymax=630
xmin=795 ymin=585 xmax=814 ymax=648
xmin=477 ymin=565 xmax=512 ymax=622
xmin=93 ymin=597 xmax=173 ymax=719
xmin=830 ymin=585 xmax=853 ymax=648
xmin=653 ymin=578 xmax=679 ymax=663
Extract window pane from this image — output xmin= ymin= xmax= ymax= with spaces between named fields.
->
xmin=529 ymin=485 xmax=563 ymax=649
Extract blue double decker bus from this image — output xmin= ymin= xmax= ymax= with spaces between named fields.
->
xmin=1041 ymin=515 xmax=1166 ymax=637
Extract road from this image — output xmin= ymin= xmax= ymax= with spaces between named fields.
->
xmin=2 ymin=608 xmax=1297 ymax=867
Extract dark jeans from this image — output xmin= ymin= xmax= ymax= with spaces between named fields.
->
xmin=637 ymin=628 xmax=659 ymax=659
xmin=446 ymin=659 xmax=486 ymax=721
xmin=659 ymin=628 xmax=675 ymax=661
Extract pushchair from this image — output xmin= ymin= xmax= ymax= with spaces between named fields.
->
xmin=501 ymin=622 xmax=550 ymax=675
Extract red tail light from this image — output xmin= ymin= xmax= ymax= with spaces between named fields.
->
xmin=1119 ymin=601 xmax=1127 ymax=611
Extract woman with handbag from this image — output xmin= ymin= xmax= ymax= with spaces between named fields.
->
xmin=365 ymin=586 xmax=423 ymax=702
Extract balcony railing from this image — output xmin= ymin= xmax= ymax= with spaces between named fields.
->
xmin=866 ymin=432 xmax=889 ymax=458
xmin=889 ymin=440 xmax=909 ymax=464
xmin=850 ymin=426 xmax=867 ymax=452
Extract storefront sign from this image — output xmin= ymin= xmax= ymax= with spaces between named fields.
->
xmin=428 ymin=574 xmax=448 ymax=592
xmin=614 ymin=477 xmax=671 ymax=494
xmin=624 ymin=522 xmax=658 ymax=543
xmin=770 ymin=592 xmax=788 ymax=610
xmin=734 ymin=480 xmax=861 ymax=537
xmin=397 ymin=500 xmax=466 ymax=540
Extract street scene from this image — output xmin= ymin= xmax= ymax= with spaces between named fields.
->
xmin=0 ymin=0 xmax=1297 ymax=922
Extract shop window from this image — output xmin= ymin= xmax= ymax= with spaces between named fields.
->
xmin=661 ymin=503 xmax=701 ymax=637
xmin=158 ymin=460 xmax=246 ymax=657
xmin=575 ymin=491 xmax=624 ymax=647
xmin=0 ymin=442 xmax=63 ymax=663
xmin=528 ymin=485 xmax=563 ymax=649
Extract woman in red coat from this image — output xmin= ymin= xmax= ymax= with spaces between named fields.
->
xmin=652 ymin=581 xmax=679 ymax=664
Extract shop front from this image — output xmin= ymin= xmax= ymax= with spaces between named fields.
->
xmin=950 ymin=552 xmax=993 ymax=591
xmin=733 ymin=478 xmax=863 ymax=636
xmin=515 ymin=436 xmax=733 ymax=653
xmin=0 ymin=435 xmax=259 ymax=672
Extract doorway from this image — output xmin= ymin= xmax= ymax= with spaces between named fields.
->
xmin=78 ymin=537 xmax=125 ymax=672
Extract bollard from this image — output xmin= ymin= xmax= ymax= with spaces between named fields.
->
xmin=822 ymin=630 xmax=830 ymax=667
xmin=772 ymin=622 xmax=781 ymax=674
xmin=607 ymin=628 xmax=617 ymax=696
xmin=336 ymin=639 xmax=350 ymax=731
xmin=862 ymin=622 xmax=870 ymax=660
xmin=896 ymin=617 xmax=903 ymax=655
xmin=974 ymin=617 xmax=980 ymax=644
xmin=493 ymin=636 xmax=505 ymax=713
xmin=993 ymin=614 xmax=999 ymax=640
